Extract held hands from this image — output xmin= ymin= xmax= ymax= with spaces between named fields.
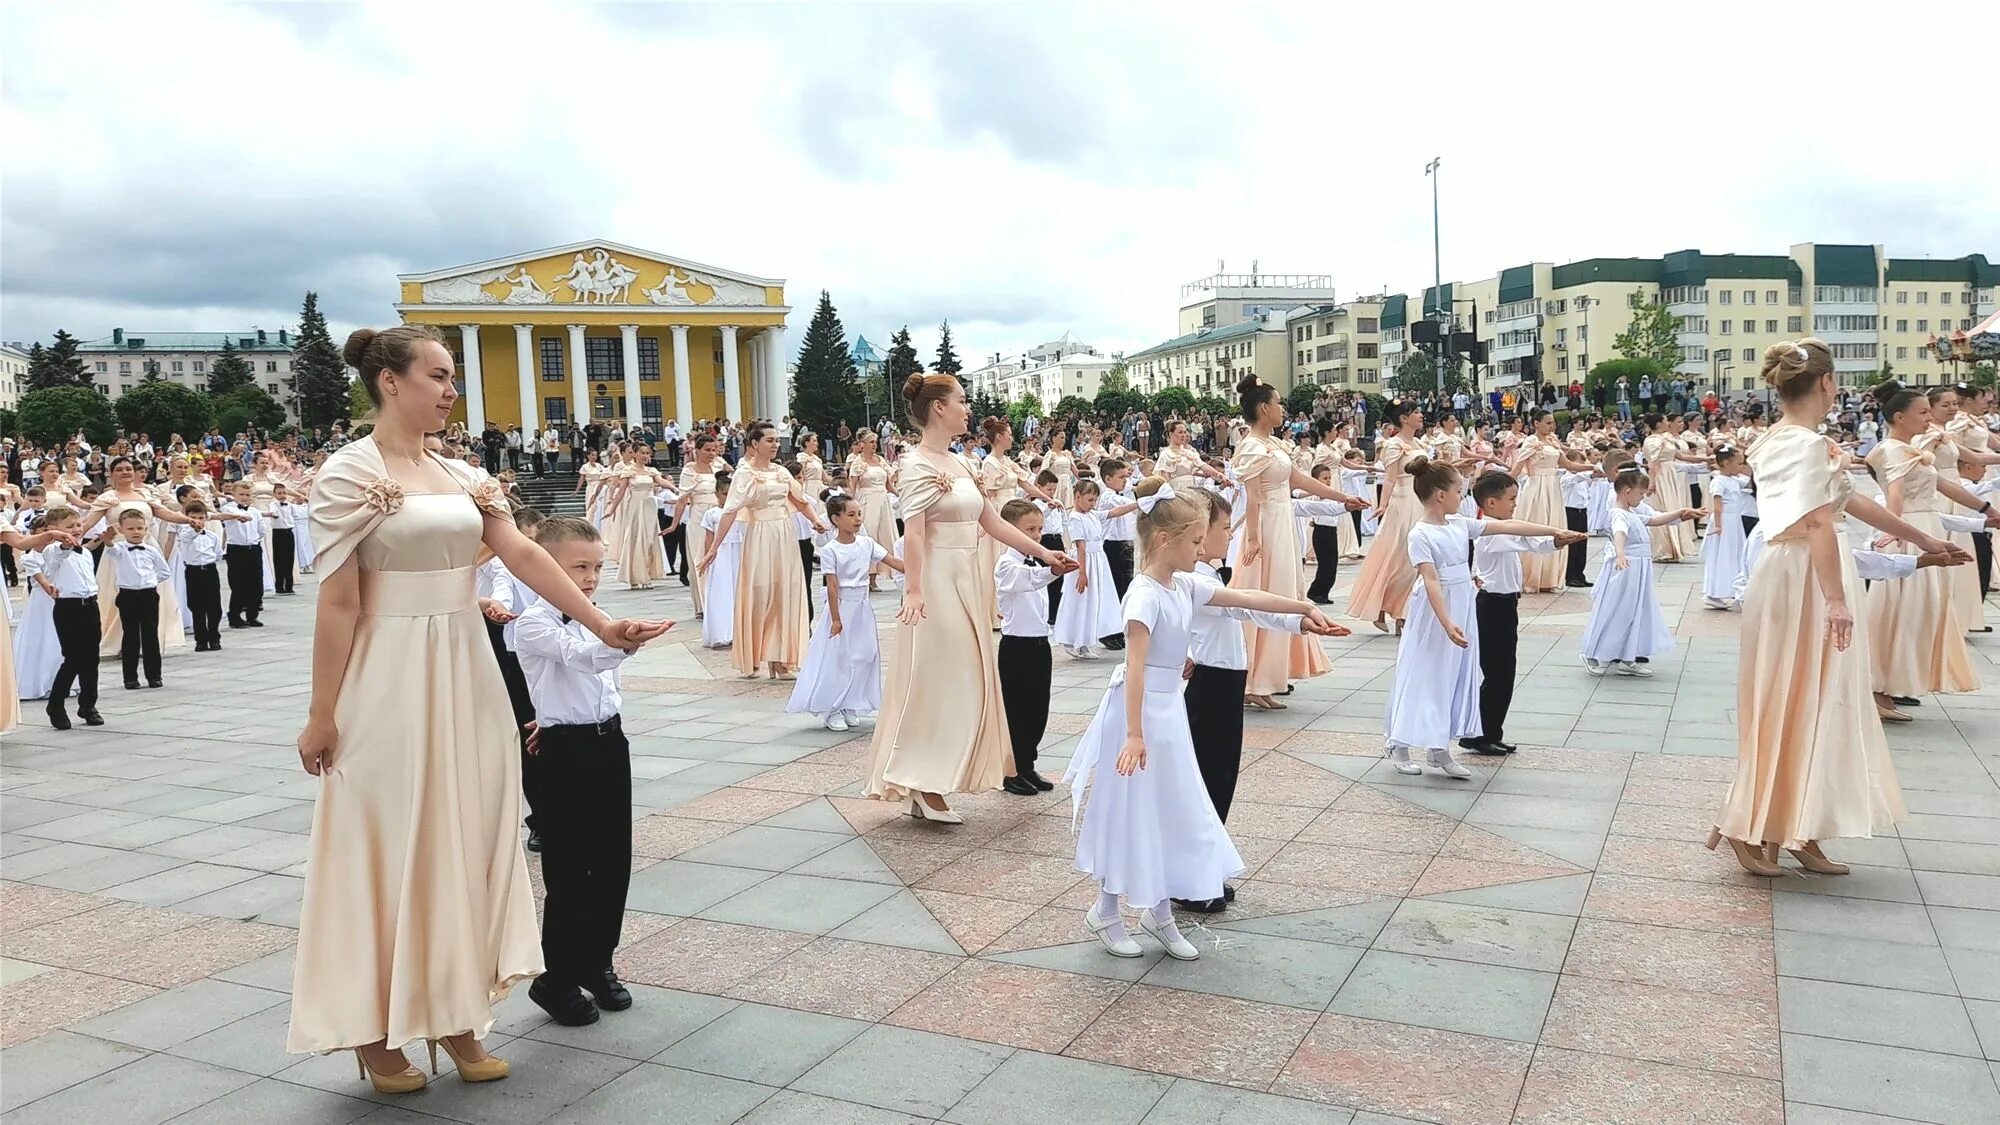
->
xmin=1042 ymin=551 xmax=1078 ymax=575
xmin=598 ymin=618 xmax=675 ymax=653
xmin=1300 ymin=607 xmax=1348 ymax=636
xmin=1115 ymin=735 xmax=1147 ymax=776
xmin=1444 ymin=622 xmax=1469 ymax=649
xmin=479 ymin=597 xmax=516 ymax=624
xmin=1916 ymin=549 xmax=1968 ymax=569
xmin=297 ymin=715 xmax=336 ymax=775
xmin=1681 ymin=508 xmax=1706 ymax=523
xmin=1553 ymin=529 xmax=1588 ymax=547
xmin=1824 ymin=598 xmax=1854 ymax=651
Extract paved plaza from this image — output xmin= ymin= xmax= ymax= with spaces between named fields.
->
xmin=4 ymin=544 xmax=2000 ymax=1124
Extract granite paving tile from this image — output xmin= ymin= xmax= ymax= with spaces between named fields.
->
xmin=1563 ymin=917 xmax=1775 ymax=997
xmin=1063 ymin=984 xmax=1316 ymax=1090
xmin=944 ymin=1051 xmax=1173 ymax=1125
xmin=656 ymin=1002 xmax=870 ymax=1087
xmin=1253 ymin=841 xmax=1430 ymax=897
xmin=915 ymin=849 xmax=1087 ymax=904
xmin=0 ymin=1051 xmax=256 ymax=1125
xmin=1373 ymin=899 xmax=1577 ymax=973
xmin=911 ymin=888 xmax=1040 ymax=954
xmin=885 ymin=959 xmax=1126 ymax=1051
xmin=728 ymin=937 xmax=961 ymax=1020
xmin=1138 ymin=1079 xmax=1349 ymax=1124
xmin=1581 ymin=872 xmax=1773 ymax=937
xmin=1514 ymin=1045 xmax=1785 ymax=1124
xmin=1542 ymin=974 xmax=1781 ymax=1080
xmin=1780 ymin=977 xmax=1984 ymax=1057
xmin=629 ymin=814 xmax=737 ymax=860
xmin=1781 ymin=1032 xmax=2000 ymax=1122
xmin=617 ymin=918 xmax=814 ymax=994
xmin=1272 ymin=1012 xmax=1535 ymax=1125
xmin=793 ymin=1025 xmax=1013 ymax=1118
xmin=0 ymin=1028 xmax=151 ymax=1114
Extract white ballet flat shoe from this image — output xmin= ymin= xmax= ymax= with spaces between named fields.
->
xmin=1140 ymin=912 xmax=1200 ymax=960
xmin=1616 ymin=661 xmax=1654 ymax=678
xmin=1427 ymin=748 xmax=1474 ymax=780
xmin=1386 ymin=746 xmax=1423 ymax=777
xmin=1085 ymin=907 xmax=1142 ymax=957
xmin=1583 ymin=658 xmax=1607 ymax=677
xmin=824 ymin=713 xmax=849 ymax=732
xmin=908 ymin=796 xmax=963 ymax=825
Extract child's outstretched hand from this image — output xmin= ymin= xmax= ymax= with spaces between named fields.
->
xmin=1301 ymin=608 xmax=1348 ymax=636
xmin=1444 ymin=622 xmax=1469 ymax=649
xmin=1115 ymin=735 xmax=1147 ymax=776
xmin=1554 ymin=529 xmax=1588 ymax=547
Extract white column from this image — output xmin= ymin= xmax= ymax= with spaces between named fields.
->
xmin=749 ymin=336 xmax=766 ymax=419
xmin=457 ymin=324 xmax=487 ymax=433
xmin=619 ymin=324 xmax=643 ymax=431
xmin=513 ymin=324 xmax=537 ymax=433
xmin=670 ymin=324 xmax=694 ymax=429
xmin=763 ymin=325 xmax=788 ymax=421
xmin=720 ymin=324 xmax=743 ymax=423
xmin=566 ymin=323 xmax=587 ymax=427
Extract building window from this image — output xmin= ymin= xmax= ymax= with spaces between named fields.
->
xmin=1787 ymin=316 xmax=1804 ymax=333
xmin=639 ymin=338 xmax=661 ymax=378
xmin=1719 ymin=321 xmax=1732 ymax=334
xmin=1718 ymin=290 xmax=1732 ymax=305
xmin=1896 ymin=319 xmax=1909 ymax=333
xmin=540 ymin=338 xmax=565 ymax=381
xmin=640 ymin=396 xmax=664 ymax=426
xmin=266 ymin=383 xmax=279 ymax=395
xmin=260 ymin=361 xmax=273 ymax=372
xmin=119 ymin=361 xmax=131 ymax=373
xmin=1896 ymin=291 xmax=1908 ymax=304
xmin=1896 ymin=346 xmax=1909 ymax=360
xmin=586 ymin=337 xmax=623 ymax=378
xmin=1917 ymin=320 xmax=1929 ymax=332
xmin=1813 ymin=315 xmax=1878 ymax=332
xmin=1742 ymin=291 xmax=1756 ymax=305
xmin=171 ymin=361 xmax=183 ymax=372
xmin=1557 ymin=355 xmax=1569 ymax=372
xmin=95 ymin=361 xmax=107 ymax=373
xmin=1917 ymin=291 xmax=1928 ymax=304
xmin=1941 ymin=291 xmax=1954 ymax=305
xmin=1356 ymin=343 xmax=1377 ymax=359
xmin=543 ymin=397 xmax=569 ymax=424
xmin=193 ymin=360 xmax=205 ymax=372
xmin=1742 ymin=348 xmax=1755 ymax=362
xmin=1358 ymin=368 xmax=1378 ymax=384
xmin=1766 ymin=290 xmax=1778 ymax=305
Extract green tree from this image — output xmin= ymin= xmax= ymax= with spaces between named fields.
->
xmin=933 ymin=320 xmax=962 ymax=376
xmin=294 ymin=291 xmax=351 ymax=429
xmin=17 ymin=386 xmax=118 ymax=447
xmin=1585 ymin=356 xmax=1669 ymax=404
xmin=1099 ymin=360 xmax=1129 ymax=393
xmin=1007 ymin=392 xmax=1044 ymax=430
xmin=970 ymin=389 xmax=1007 ymax=429
xmin=1054 ymin=394 xmax=1092 ymax=420
xmin=1967 ymin=361 xmax=1996 ymax=390
xmin=1151 ymin=386 xmax=1195 ymax=418
xmin=213 ymin=384 xmax=285 ymax=438
xmin=1193 ymin=394 xmax=1231 ymax=419
xmin=1389 ymin=351 xmax=1468 ymax=396
xmin=1284 ymin=382 xmax=1319 ymax=416
xmin=115 ymin=381 xmax=214 ymax=442
xmin=207 ymin=337 xmax=255 ymax=395
xmin=349 ymin=376 xmax=375 ymax=421
xmin=1614 ymin=290 xmax=1682 ymax=370
xmin=788 ymin=290 xmax=865 ymax=438
xmin=885 ymin=326 xmax=922 ymax=426
xmin=27 ymin=331 xmax=90 ymax=390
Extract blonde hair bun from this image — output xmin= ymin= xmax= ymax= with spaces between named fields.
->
xmin=1761 ymin=338 xmax=1831 ymax=394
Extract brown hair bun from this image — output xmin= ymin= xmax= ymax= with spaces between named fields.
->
xmin=1760 ymin=338 xmax=1832 ymax=398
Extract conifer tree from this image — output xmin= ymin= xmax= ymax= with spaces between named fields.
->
xmin=788 ymin=290 xmax=864 ymax=438
xmin=933 ymin=320 xmax=962 ymax=376
xmin=293 ymin=292 xmax=350 ymax=429
xmin=885 ymin=325 xmax=922 ymax=425
xmin=207 ymin=336 xmax=255 ymax=395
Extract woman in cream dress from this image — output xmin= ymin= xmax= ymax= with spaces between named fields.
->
xmin=698 ymin=422 xmax=825 ymax=679
xmin=975 ymin=417 xmax=1052 ymax=621
xmin=83 ymin=458 xmax=193 ymax=656
xmin=1511 ymin=411 xmax=1599 ymax=592
xmin=291 ymin=325 xmax=668 ymax=1091
xmin=1864 ymin=387 xmax=1982 ymax=716
xmin=1346 ymin=402 xmax=1429 ymax=632
xmin=846 ymin=431 xmax=899 ymax=587
xmin=866 ymin=375 xmax=1074 ymax=822
xmin=1232 ymin=377 xmax=1364 ymax=708
xmin=797 ymin=432 xmax=829 ymax=510
xmin=1155 ymin=421 xmax=1214 ymax=491
xmin=1936 ymin=385 xmax=2000 ymax=631
xmin=605 ymin=445 xmax=668 ymax=589
xmin=1046 ymin=428 xmax=1078 ymax=508
xmin=1642 ymin=416 xmax=1700 ymax=560
xmin=1710 ymin=340 xmax=1967 ymax=879
xmin=667 ymin=434 xmax=723 ymax=615
xmin=573 ymin=451 xmax=610 ymax=532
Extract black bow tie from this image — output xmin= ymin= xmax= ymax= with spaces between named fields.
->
xmin=125 ymin=545 xmax=145 ymax=551
xmin=1025 ymin=555 xmax=1047 ymax=568
xmin=561 ymin=614 xmax=572 ymax=625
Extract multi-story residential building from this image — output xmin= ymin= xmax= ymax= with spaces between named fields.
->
xmin=0 ymin=342 xmax=29 ymax=413
xmin=962 ymin=335 xmax=1108 ymax=405
xmin=1179 ymin=270 xmax=1338 ymax=335
xmin=1128 ymin=315 xmax=1289 ymax=398
xmin=77 ymin=327 xmax=301 ymax=420
xmin=1286 ymin=296 xmax=1387 ymax=389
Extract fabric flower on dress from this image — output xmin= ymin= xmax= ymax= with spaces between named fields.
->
xmin=470 ymin=478 xmax=511 ymax=519
xmin=359 ymin=478 xmax=405 ymax=516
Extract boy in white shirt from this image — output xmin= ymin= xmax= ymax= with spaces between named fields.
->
xmin=514 ymin=516 xmax=673 ymax=1028
xmin=1093 ymin=459 xmax=1139 ymax=650
xmin=220 ymin=482 xmax=266 ymax=627
xmin=995 ymin=500 xmax=1061 ymax=795
xmin=173 ymin=499 xmax=233 ymax=650
xmin=36 ymin=507 xmax=102 ymax=729
xmin=110 ymin=510 xmax=172 ymax=689
xmin=1463 ymin=471 xmax=1576 ymax=755
xmin=269 ymin=485 xmax=298 ymax=595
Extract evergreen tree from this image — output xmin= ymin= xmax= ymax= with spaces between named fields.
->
xmin=26 ymin=332 xmax=89 ymax=390
xmin=294 ymin=292 xmax=350 ymax=429
xmin=885 ymin=325 xmax=922 ymax=425
xmin=23 ymin=342 xmax=52 ymax=390
xmin=933 ymin=320 xmax=962 ymax=376
xmin=788 ymin=290 xmax=865 ymax=439
xmin=208 ymin=337 xmax=255 ymax=395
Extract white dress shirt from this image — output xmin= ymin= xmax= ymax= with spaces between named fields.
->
xmin=268 ymin=503 xmax=295 ymax=530
xmin=1560 ymin=470 xmax=1593 ymax=509
xmin=1472 ymin=533 xmax=1558 ymax=595
xmin=513 ymin=602 xmax=632 ymax=726
xmin=1292 ymin=497 xmax=1349 ymax=526
xmin=39 ymin=544 xmax=99 ymax=598
xmin=173 ymin=524 xmax=225 ymax=567
xmin=1096 ymin=489 xmax=1137 ymax=541
xmin=1851 ymin=550 xmax=1917 ymax=583
xmin=996 ymin=548 xmax=1058 ymax=638
xmin=1036 ymin=499 xmax=1065 ymax=539
xmin=111 ymin=541 xmax=172 ymax=589
xmin=221 ymin=502 xmax=264 ymax=545
xmin=1186 ymin=562 xmax=1304 ymax=670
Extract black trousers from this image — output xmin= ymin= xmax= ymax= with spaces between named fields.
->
xmin=225 ymin=543 xmax=263 ymax=624
xmin=1041 ymin=533 xmax=1066 ymax=623
xmin=1974 ymin=530 xmax=1993 ymax=599
xmin=1306 ymin=524 xmax=1341 ymax=602
xmin=50 ymin=596 xmax=100 ymax=713
xmin=1564 ymin=506 xmax=1590 ymax=585
xmin=997 ymin=635 xmax=1050 ymax=774
xmin=0 ymin=542 xmax=15 ymax=587
xmin=1474 ymin=591 xmax=1519 ymax=745
xmin=508 ymin=449 xmax=522 ymax=471
xmin=272 ymin=528 xmax=295 ymax=593
xmin=116 ymin=588 xmax=162 ymax=685
xmin=1742 ymin=515 xmax=1759 ymax=539
xmin=530 ymin=720 xmax=632 ymax=989
xmin=1350 ymin=507 xmax=1365 ymax=542
xmin=658 ymin=511 xmax=681 ymax=574
xmin=1184 ymin=664 xmax=1247 ymax=823
xmin=1100 ymin=539 xmax=1134 ymax=646
xmin=185 ymin=563 xmax=222 ymax=646
xmin=485 ymin=618 xmax=539 ymax=830
xmin=799 ymin=538 xmax=816 ymax=622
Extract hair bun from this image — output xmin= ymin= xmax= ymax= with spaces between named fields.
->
xmin=342 ymin=328 xmax=377 ymax=370
xmin=1404 ymin=455 xmax=1433 ymax=475
xmin=1236 ymin=374 xmax=1261 ymax=397
xmin=1133 ymin=474 xmax=1170 ymax=499
xmin=901 ymin=373 xmax=928 ymax=402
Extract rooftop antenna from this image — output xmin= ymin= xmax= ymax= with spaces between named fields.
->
xmin=1251 ymin=259 xmax=1259 ymax=284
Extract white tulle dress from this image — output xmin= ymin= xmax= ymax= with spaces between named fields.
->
xmin=1383 ymin=517 xmax=1486 ymax=751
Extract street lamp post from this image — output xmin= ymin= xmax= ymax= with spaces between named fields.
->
xmin=1426 ymin=156 xmax=1443 ymax=394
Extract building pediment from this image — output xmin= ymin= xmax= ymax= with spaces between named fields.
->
xmin=398 ymin=240 xmax=782 ymax=309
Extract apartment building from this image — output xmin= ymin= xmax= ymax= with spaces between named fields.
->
xmin=77 ymin=328 xmax=300 ymax=419
xmin=0 ymin=342 xmax=28 ymax=412
xmin=1286 ymin=297 xmax=1387 ymax=389
xmin=1128 ymin=315 xmax=1289 ymax=398
xmin=1178 ymin=270 xmax=1338 ymax=335
xmin=961 ymin=334 xmax=1110 ymax=405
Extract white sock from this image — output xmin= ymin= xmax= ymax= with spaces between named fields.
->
xmin=1095 ymin=891 xmax=1120 ymax=919
xmin=1145 ymin=900 xmax=1185 ymax=940
xmin=1388 ymin=745 xmax=1411 ymax=763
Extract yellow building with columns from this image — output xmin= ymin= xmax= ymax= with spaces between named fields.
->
xmin=396 ymin=240 xmax=790 ymax=433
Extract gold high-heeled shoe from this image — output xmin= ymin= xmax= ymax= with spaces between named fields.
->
xmin=354 ymin=1048 xmax=426 ymax=1094
xmin=1705 ymin=827 xmax=1782 ymax=876
xmin=1787 ymin=841 xmax=1850 ymax=875
xmin=429 ymin=1035 xmax=510 ymax=1083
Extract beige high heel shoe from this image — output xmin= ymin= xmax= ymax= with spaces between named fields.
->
xmin=1786 ymin=841 xmax=1850 ymax=875
xmin=1705 ymin=827 xmax=1782 ymax=876
xmin=908 ymin=794 xmax=963 ymax=825
xmin=354 ymin=1048 xmax=426 ymax=1094
xmin=429 ymin=1035 xmax=510 ymax=1083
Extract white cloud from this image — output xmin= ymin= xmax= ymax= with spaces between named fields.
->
xmin=3 ymin=0 xmax=1993 ymax=367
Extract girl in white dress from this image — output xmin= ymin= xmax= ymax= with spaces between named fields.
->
xmin=1052 ymin=480 xmax=1119 ymax=657
xmin=1701 ymin=447 xmax=1752 ymax=609
xmin=1588 ymin=447 xmax=1630 ymax=535
xmin=1336 ymin=450 xmax=1369 ymax=559
xmin=787 ymin=495 xmax=904 ymax=731
xmin=1582 ymin=468 xmax=1703 ymax=675
xmin=1382 ymin=459 xmax=1573 ymax=779
xmin=290 ymin=493 xmax=317 ymax=574
xmin=14 ymin=527 xmax=73 ymax=701
xmin=1067 ymin=478 xmax=1324 ymax=960
xmin=699 ymin=472 xmax=742 ymax=649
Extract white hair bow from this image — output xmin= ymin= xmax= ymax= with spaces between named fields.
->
xmin=1136 ymin=483 xmax=1178 ymax=514
xmin=1794 ymin=344 xmax=1810 ymax=363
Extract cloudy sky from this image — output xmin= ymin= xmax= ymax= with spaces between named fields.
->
xmin=4 ymin=1 xmax=1994 ymax=367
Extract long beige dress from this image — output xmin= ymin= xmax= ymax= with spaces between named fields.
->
xmin=1046 ymin=450 xmax=1077 ymax=507
xmin=679 ymin=464 xmax=719 ymax=615
xmin=1714 ymin=425 xmax=1905 ymax=850
xmin=1513 ymin=437 xmax=1566 ymax=592
xmin=613 ymin=466 xmax=667 ymax=589
xmin=1863 ymin=440 xmax=1978 ymax=696
xmin=1938 ymin=417 xmax=1989 ymax=631
xmin=865 ymin=451 xmax=1012 ymax=801
xmin=1231 ymin=434 xmax=1331 ymax=695
xmin=289 ymin=439 xmax=540 ymax=1054
xmin=1345 ymin=435 xmax=1423 ymax=624
xmin=1156 ymin=445 xmax=1203 ymax=491
xmin=725 ymin=462 xmax=810 ymax=676
xmin=1644 ymin=434 xmax=1697 ymax=560
xmin=95 ymin=494 xmax=186 ymax=657
xmin=1 ymin=594 xmax=17 ymax=732
xmin=849 ymin=457 xmax=898 ymax=577
xmin=977 ymin=455 xmax=1031 ymax=623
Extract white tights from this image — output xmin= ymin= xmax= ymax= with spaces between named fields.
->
xmin=1095 ymin=890 xmax=1186 ymax=941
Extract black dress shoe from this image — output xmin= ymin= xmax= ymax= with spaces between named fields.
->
xmin=583 ymin=969 xmax=632 ymax=1012
xmin=228 ymin=621 xmax=243 ymax=629
xmin=1566 ymin=578 xmax=1593 ymax=588
xmin=1100 ymin=637 xmax=1125 ymax=651
xmin=1222 ymin=883 xmax=1236 ymax=903
xmin=1489 ymin=739 xmax=1520 ymax=754
xmin=79 ymin=710 xmax=105 ymax=727
xmin=525 ymin=830 xmax=542 ymax=853
xmin=124 ymin=681 xmax=142 ymax=691
xmin=1172 ymin=896 xmax=1228 ymax=914
xmin=47 ymin=707 xmax=71 ymax=731
xmin=147 ymin=682 xmax=163 ymax=689
xmin=1002 ymin=775 xmax=1040 ymax=796
xmin=245 ymin=620 xmax=264 ymax=628
xmin=529 ymin=977 xmax=599 ymax=1026
xmin=1460 ymin=738 xmax=1507 ymax=756
xmin=1892 ymin=696 xmax=1921 ymax=707
xmin=1023 ymin=769 xmax=1055 ymax=792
